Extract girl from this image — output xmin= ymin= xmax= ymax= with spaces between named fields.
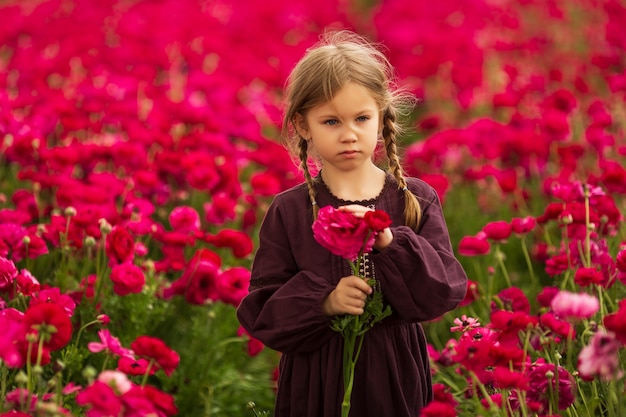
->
xmin=237 ymin=30 xmax=468 ymax=417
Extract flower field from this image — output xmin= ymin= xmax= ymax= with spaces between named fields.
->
xmin=0 ymin=0 xmax=625 ymax=416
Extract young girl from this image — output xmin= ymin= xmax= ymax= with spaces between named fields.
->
xmin=237 ymin=30 xmax=468 ymax=417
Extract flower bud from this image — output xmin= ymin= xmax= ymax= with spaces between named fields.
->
xmin=83 ymin=365 xmax=97 ymax=381
xmin=22 ymin=235 xmax=31 ymax=245
xmin=97 ymin=314 xmax=111 ymax=325
xmin=99 ymin=218 xmax=112 ymax=234
xmin=84 ymin=236 xmax=96 ymax=247
xmin=15 ymin=370 xmax=28 ymax=384
xmin=64 ymin=206 xmax=77 ymax=217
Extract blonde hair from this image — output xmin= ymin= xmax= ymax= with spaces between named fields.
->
xmin=281 ymin=30 xmax=422 ymax=229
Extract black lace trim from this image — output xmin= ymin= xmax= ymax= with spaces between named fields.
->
xmin=317 ymin=172 xmax=393 ymax=205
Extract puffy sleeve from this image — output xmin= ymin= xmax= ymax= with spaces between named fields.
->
xmin=371 ymin=185 xmax=468 ymax=322
xmin=236 ymin=196 xmax=337 ymax=354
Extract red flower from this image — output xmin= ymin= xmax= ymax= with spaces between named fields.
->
xmin=118 ymin=356 xmax=153 ymax=376
xmin=109 ymin=263 xmax=145 ymax=296
xmin=363 ymin=209 xmax=392 ymax=232
xmin=604 ymin=300 xmax=626 ymax=344
xmin=130 ymin=336 xmax=179 ymax=376
xmin=458 ymin=235 xmax=490 ymax=256
xmin=23 ymin=303 xmax=72 ymax=351
xmin=419 ymin=401 xmax=457 ymax=417
xmin=202 ymin=229 xmax=253 ymax=258
xmin=0 ymin=256 xmax=18 ymax=291
xmin=138 ymin=385 xmax=178 ymax=416
xmin=574 ymin=267 xmax=605 ymax=287
xmin=105 ymin=226 xmax=135 ymax=266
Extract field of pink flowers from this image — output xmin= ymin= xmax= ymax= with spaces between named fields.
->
xmin=0 ymin=0 xmax=625 ymax=416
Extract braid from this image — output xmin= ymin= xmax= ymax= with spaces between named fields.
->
xmin=383 ymin=109 xmax=421 ymax=229
xmin=297 ymin=135 xmax=319 ymax=220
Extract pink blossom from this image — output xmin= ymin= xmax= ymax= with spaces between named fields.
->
xmin=450 ymin=315 xmax=480 ymax=332
xmin=578 ymin=330 xmax=623 ymax=381
xmin=169 ymin=206 xmax=200 ymax=233
xmin=482 ymin=220 xmax=512 ymax=241
xmin=0 ymin=256 xmax=18 ymax=291
xmin=219 ymin=266 xmax=250 ymax=307
xmin=312 ymin=205 xmax=375 ymax=262
xmin=551 ymin=290 xmax=599 ymax=319
xmin=109 ymin=263 xmax=145 ymax=296
xmin=88 ymin=329 xmax=133 ymax=358
xmin=98 ymin=370 xmax=132 ymax=395
xmin=76 ymin=381 xmax=123 ymax=417
xmin=510 ymin=216 xmax=536 ymax=234
xmin=458 ymin=235 xmax=490 ymax=256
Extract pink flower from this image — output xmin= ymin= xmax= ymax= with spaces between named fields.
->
xmin=219 ymin=266 xmax=250 ymax=307
xmin=202 ymin=229 xmax=253 ymax=258
xmin=109 ymin=263 xmax=145 ymax=296
xmin=130 ymin=335 xmax=180 ymax=376
xmin=88 ymin=329 xmax=133 ymax=358
xmin=169 ymin=206 xmax=200 ymax=233
xmin=0 ymin=256 xmax=18 ymax=291
xmin=29 ymin=287 xmax=76 ymax=317
xmin=450 ymin=315 xmax=480 ymax=332
xmin=312 ymin=205 xmax=374 ymax=261
xmin=573 ymin=267 xmax=605 ymax=287
xmin=526 ymin=363 xmax=576 ymax=412
xmin=97 ymin=370 xmax=132 ymax=395
xmin=551 ymin=290 xmax=599 ymax=320
xmin=578 ymin=330 xmax=623 ymax=381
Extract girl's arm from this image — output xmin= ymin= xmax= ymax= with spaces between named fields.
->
xmin=371 ymin=187 xmax=468 ymax=322
xmin=236 ymin=198 xmax=338 ymax=354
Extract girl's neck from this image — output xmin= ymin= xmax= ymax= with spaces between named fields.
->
xmin=320 ymin=165 xmax=387 ymax=202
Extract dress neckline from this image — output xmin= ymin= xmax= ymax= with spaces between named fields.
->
xmin=317 ymin=172 xmax=393 ymax=206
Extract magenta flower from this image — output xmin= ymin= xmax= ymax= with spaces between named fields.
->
xmin=510 ymin=216 xmax=537 ymax=234
xmin=482 ymin=220 xmax=512 ymax=241
xmin=109 ymin=263 xmax=145 ymax=296
xmin=76 ymin=381 xmax=123 ymax=417
xmin=551 ymin=290 xmax=599 ymax=320
xmin=88 ymin=329 xmax=133 ymax=358
xmin=458 ymin=235 xmax=490 ymax=256
xmin=526 ymin=362 xmax=576 ymax=412
xmin=0 ymin=256 xmax=18 ymax=291
xmin=312 ymin=205 xmax=374 ymax=262
xmin=169 ymin=206 xmax=200 ymax=234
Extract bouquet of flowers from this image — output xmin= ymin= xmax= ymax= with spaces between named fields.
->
xmin=312 ymin=206 xmax=393 ymax=417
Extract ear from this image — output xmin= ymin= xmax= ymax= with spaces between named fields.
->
xmin=294 ymin=112 xmax=309 ymax=139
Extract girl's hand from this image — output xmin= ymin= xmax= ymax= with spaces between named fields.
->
xmin=338 ymin=204 xmax=393 ymax=251
xmin=322 ymin=275 xmax=372 ymax=316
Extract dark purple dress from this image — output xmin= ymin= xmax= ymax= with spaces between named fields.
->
xmin=237 ymin=175 xmax=467 ymax=417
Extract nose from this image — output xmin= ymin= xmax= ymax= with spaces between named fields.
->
xmin=339 ymin=124 xmax=357 ymax=143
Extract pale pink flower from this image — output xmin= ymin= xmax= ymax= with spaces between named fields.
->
xmin=98 ymin=370 xmax=133 ymax=394
xmin=450 ymin=315 xmax=481 ymax=332
xmin=551 ymin=290 xmax=599 ymax=319
xmin=578 ymin=330 xmax=623 ymax=381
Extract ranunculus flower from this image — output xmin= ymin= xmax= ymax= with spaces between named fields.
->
xmin=578 ymin=330 xmax=622 ymax=381
xmin=23 ymin=302 xmax=72 ymax=351
xmin=109 ymin=263 xmax=145 ymax=296
xmin=137 ymin=385 xmax=178 ymax=416
xmin=363 ymin=209 xmax=392 ymax=232
xmin=551 ymin=290 xmax=599 ymax=320
xmin=88 ymin=329 xmax=133 ymax=358
xmin=118 ymin=356 xmax=153 ymax=376
xmin=510 ymin=216 xmax=536 ymax=234
xmin=526 ymin=362 xmax=576 ymax=412
xmin=98 ymin=370 xmax=132 ymax=395
xmin=130 ymin=335 xmax=179 ymax=376
xmin=219 ymin=266 xmax=250 ymax=307
xmin=0 ymin=256 xmax=18 ymax=291
xmin=603 ymin=299 xmax=626 ymax=344
xmin=202 ymin=229 xmax=253 ymax=258
xmin=105 ymin=226 xmax=135 ymax=265
xmin=482 ymin=220 xmax=512 ymax=241
xmin=458 ymin=235 xmax=490 ymax=256
xmin=169 ymin=206 xmax=200 ymax=234
xmin=76 ymin=381 xmax=123 ymax=417
xmin=312 ymin=205 xmax=373 ymax=261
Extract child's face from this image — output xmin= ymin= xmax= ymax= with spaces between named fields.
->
xmin=297 ymin=82 xmax=381 ymax=172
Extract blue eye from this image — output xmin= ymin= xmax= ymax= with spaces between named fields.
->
xmin=356 ymin=116 xmax=370 ymax=122
xmin=324 ymin=119 xmax=338 ymax=126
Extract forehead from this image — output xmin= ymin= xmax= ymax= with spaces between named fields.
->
xmin=310 ymin=82 xmax=380 ymax=115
